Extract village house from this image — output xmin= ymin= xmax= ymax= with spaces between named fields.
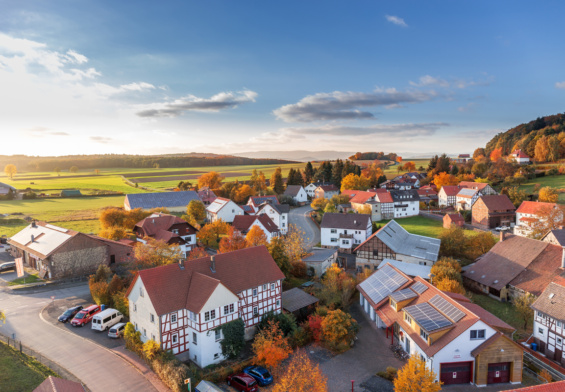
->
xmin=133 ymin=213 xmax=198 ymax=256
xmin=531 ymin=279 xmax=565 ymax=365
xmin=377 ymin=259 xmax=432 ymax=280
xmin=206 ymin=197 xmax=244 ymax=223
xmin=458 ymin=182 xmax=498 ymax=196
xmin=417 ymin=187 xmax=438 ymax=205
xmin=124 ymin=191 xmax=200 ymax=212
xmin=320 ymin=213 xmax=372 ymax=253
xmin=514 ymin=201 xmax=561 ymax=237
xmin=438 ymin=185 xmax=463 ymax=207
xmin=456 ymin=188 xmax=481 ymax=211
xmin=354 ymin=220 xmax=440 ymax=271
xmin=283 ymin=185 xmax=308 ymax=205
xmin=197 ymin=187 xmax=217 ymax=206
xmin=358 ymin=263 xmax=523 ymax=387
xmin=0 ymin=182 xmax=16 ymax=197
xmin=344 ymin=189 xmax=394 ymax=222
xmin=390 ymin=189 xmax=420 ymax=218
xmin=126 ymin=246 xmax=285 ymax=368
xmin=305 ymin=181 xmax=331 ymax=198
xmin=463 ymin=233 xmax=565 ymax=301
xmin=8 ymin=221 xmax=133 ymax=279
xmin=542 ymin=228 xmax=565 ymax=246
xmin=455 ymin=153 xmax=471 ymax=163
xmin=444 ymin=213 xmax=465 ymax=229
xmin=472 ymin=195 xmax=516 ymax=230
xmin=232 ymin=214 xmax=280 ymax=242
xmin=314 ymin=184 xmax=339 ymax=199
xmin=510 ymin=149 xmax=531 ymax=165
xmin=256 ymin=202 xmax=290 ymax=235
xmin=302 ymin=247 xmax=338 ymax=277
xmin=247 ymin=195 xmax=280 ymax=210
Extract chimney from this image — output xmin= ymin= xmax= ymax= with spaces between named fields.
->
xmin=562 ymin=247 xmax=565 ymax=269
xmin=354 ymin=219 xmax=357 ymax=225
xmin=500 ymin=230 xmax=505 ymax=242
xmin=210 ymin=255 xmax=216 ymax=273
xmin=179 ymin=259 xmax=185 ymax=270
xmin=31 ymin=220 xmax=37 ymax=228
xmin=31 ymin=234 xmax=35 ymax=243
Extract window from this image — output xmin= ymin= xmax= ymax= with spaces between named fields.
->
xmin=331 ymin=229 xmax=337 ymax=234
xmin=559 ymin=321 xmax=563 ymax=328
xmin=172 ymin=334 xmax=178 ymax=344
xmin=205 ymin=310 xmax=216 ymax=321
xmin=214 ymin=353 xmax=219 ymax=360
xmin=282 ymin=223 xmax=285 ymax=228
xmin=253 ymin=288 xmax=258 ymax=297
xmin=135 ymin=322 xmax=138 ymax=330
xmin=558 ymin=337 xmax=563 ymax=345
xmin=143 ymin=328 xmax=147 ymax=337
xmin=263 ymin=284 xmax=267 ymax=290
xmin=539 ymin=327 xmax=544 ymax=335
xmin=253 ymin=307 xmax=258 ymax=316
xmin=331 ymin=238 xmax=338 ymax=242
xmin=171 ymin=314 xmax=177 ymax=323
xmin=276 ymin=300 xmax=280 ymax=307
xmin=342 ymin=240 xmax=349 ymax=245
xmin=150 ymin=314 xmax=155 ymax=323
xmin=404 ymin=313 xmax=412 ymax=324
xmin=189 ymin=311 xmax=197 ymax=322
xmin=151 ymin=334 xmax=155 ymax=341
xmin=420 ymin=329 xmax=429 ymax=341
xmin=373 ymin=250 xmax=378 ymax=257
xmin=390 ymin=299 xmax=397 ymax=309
xmin=133 ymin=304 xmax=137 ymax=312
xmin=215 ymin=329 xmax=222 ymax=341
xmin=271 ymin=283 xmax=275 ymax=290
xmin=172 ymin=229 xmax=179 ymax=234
xmin=193 ymin=332 xmax=197 ymax=344
xmin=139 ymin=287 xmax=144 ymax=297
xmin=470 ymin=329 xmax=486 ymax=340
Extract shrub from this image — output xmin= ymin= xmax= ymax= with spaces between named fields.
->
xmin=143 ymin=339 xmax=160 ymax=360
xmin=377 ymin=366 xmax=398 ymax=381
xmin=257 ymin=311 xmax=297 ymax=336
xmin=320 ymin=309 xmax=359 ymax=353
xmin=290 ymin=325 xmax=312 ymax=348
xmin=290 ymin=261 xmax=307 ymax=278
xmin=112 ymin=290 xmax=129 ymax=318
xmin=307 ymin=314 xmax=323 ymax=342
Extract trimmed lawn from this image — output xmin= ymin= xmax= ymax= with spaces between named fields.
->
xmin=470 ymin=293 xmax=532 ymax=337
xmin=8 ymin=273 xmax=43 ymax=286
xmin=377 ymin=215 xmax=482 ymax=240
xmin=0 ymin=341 xmax=58 ymax=392
xmin=519 ymin=174 xmax=565 ymax=203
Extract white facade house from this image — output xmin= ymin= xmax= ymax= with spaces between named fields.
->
xmin=320 ymin=213 xmax=372 ymax=252
xmin=531 ymin=282 xmax=565 ymax=365
xmin=438 ymin=185 xmax=461 ymax=207
xmin=256 ymin=203 xmax=290 ymax=235
xmin=206 ymin=197 xmax=244 ymax=223
xmin=390 ymin=189 xmax=420 ymax=218
xmin=455 ymin=188 xmax=481 ymax=211
xmin=305 ymin=182 xmax=330 ymax=198
xmin=357 ymin=264 xmax=523 ymax=387
xmin=127 ymin=246 xmax=285 ymax=368
xmin=133 ymin=213 xmax=198 ymax=256
xmin=514 ymin=201 xmax=561 ymax=237
xmin=315 ymin=185 xmax=339 ymax=200
xmin=510 ymin=149 xmax=531 ymax=165
xmin=232 ymin=214 xmax=280 ymax=242
xmin=283 ymin=185 xmax=308 ymax=204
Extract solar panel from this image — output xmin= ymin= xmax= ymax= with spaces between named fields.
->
xmin=390 ymin=288 xmax=417 ymax=302
xmin=404 ymin=303 xmax=452 ymax=332
xmin=359 ymin=265 xmax=409 ymax=305
xmin=411 ymin=281 xmax=428 ymax=294
xmin=429 ymin=295 xmax=466 ymax=323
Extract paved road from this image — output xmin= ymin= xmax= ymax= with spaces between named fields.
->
xmin=288 ymin=205 xmax=320 ymax=250
xmin=0 ymin=273 xmax=158 ymax=392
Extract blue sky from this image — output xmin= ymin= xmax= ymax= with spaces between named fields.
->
xmin=2 ymin=0 xmax=565 ymax=157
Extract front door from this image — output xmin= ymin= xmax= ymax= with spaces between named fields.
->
xmin=487 ymin=362 xmax=510 ymax=384
xmin=405 ymin=338 xmax=410 ymax=354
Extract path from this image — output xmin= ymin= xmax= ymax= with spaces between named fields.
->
xmin=289 ymin=205 xmax=320 ymax=250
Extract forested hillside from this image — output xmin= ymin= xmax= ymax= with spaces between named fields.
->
xmin=485 ymin=113 xmax=565 ymax=162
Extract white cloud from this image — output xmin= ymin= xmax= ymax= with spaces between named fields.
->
xmin=281 ymin=122 xmax=447 ymax=137
xmin=556 ymin=81 xmax=565 ymax=89
xmin=410 ymin=75 xmax=449 ymax=88
xmin=385 ymin=15 xmax=408 ymax=27
xmin=273 ymin=88 xmax=436 ymax=123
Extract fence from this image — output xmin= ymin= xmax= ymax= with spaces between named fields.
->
xmin=0 ymin=331 xmax=90 ymax=390
xmin=523 ymin=350 xmax=565 ymax=381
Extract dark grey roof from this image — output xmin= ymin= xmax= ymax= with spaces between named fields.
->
xmin=0 ymin=182 xmax=16 ymax=191
xmin=358 ymin=264 xmax=408 ymax=306
xmin=284 ymin=185 xmax=303 ymax=197
xmin=375 ymin=220 xmax=440 ymax=262
xmin=531 ymin=282 xmax=565 ymax=321
xmin=282 ymin=288 xmax=319 ymax=312
xmin=390 ymin=189 xmax=420 ymax=202
xmin=303 ymin=248 xmax=337 ymax=262
xmin=543 ymin=229 xmax=565 ymax=246
xmin=125 ymin=191 xmax=200 ymax=209
xmin=265 ymin=203 xmax=290 ymax=214
xmin=321 ymin=212 xmax=371 ymax=230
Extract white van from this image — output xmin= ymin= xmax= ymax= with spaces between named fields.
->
xmin=91 ymin=308 xmax=123 ymax=331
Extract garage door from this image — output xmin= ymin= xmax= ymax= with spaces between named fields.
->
xmin=440 ymin=362 xmax=472 ymax=385
xmin=487 ymin=362 xmax=510 ymax=384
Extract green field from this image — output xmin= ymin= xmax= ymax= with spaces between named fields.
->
xmin=382 ymin=159 xmax=429 ymax=179
xmin=470 ymin=293 xmax=531 ymax=337
xmin=0 ymin=342 xmax=58 ymax=392
xmin=519 ymin=174 xmax=565 ymax=203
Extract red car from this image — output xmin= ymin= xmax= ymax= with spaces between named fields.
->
xmin=227 ymin=373 xmax=258 ymax=392
xmin=70 ymin=305 xmax=101 ymax=327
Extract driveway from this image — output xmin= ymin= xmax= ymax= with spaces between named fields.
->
xmin=0 ymin=281 xmax=159 ymax=392
xmin=288 ymin=205 xmax=320 ymax=250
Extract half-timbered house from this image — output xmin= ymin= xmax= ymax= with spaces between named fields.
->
xmin=531 ymin=280 xmax=565 ymax=365
xmin=133 ymin=213 xmax=198 ymax=256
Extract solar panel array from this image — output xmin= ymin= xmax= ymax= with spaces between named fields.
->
xmin=390 ymin=288 xmax=417 ymax=302
xmin=411 ymin=281 xmax=428 ymax=294
xmin=359 ymin=264 xmax=408 ymax=305
xmin=404 ymin=303 xmax=452 ymax=332
xmin=429 ymin=295 xmax=466 ymax=322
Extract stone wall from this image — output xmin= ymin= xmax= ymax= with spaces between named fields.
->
xmin=49 ymin=234 xmax=109 ymax=279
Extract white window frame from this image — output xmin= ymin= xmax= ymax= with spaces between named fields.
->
xmin=271 ymin=283 xmax=275 ymax=290
xmin=253 ymin=288 xmax=258 ymax=297
xmin=215 ymin=329 xmax=222 ymax=342
xmin=253 ymin=306 xmax=258 ymax=316
xmin=171 ymin=313 xmax=177 ymax=323
xmin=193 ymin=332 xmax=197 ymax=344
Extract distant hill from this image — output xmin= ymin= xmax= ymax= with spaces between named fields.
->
xmin=232 ymin=150 xmax=355 ymax=162
xmin=484 ymin=113 xmax=565 ymax=157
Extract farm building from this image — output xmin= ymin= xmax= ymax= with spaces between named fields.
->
xmin=60 ymin=189 xmax=82 ymax=197
xmin=472 ymin=195 xmax=516 ymax=230
xmin=0 ymin=182 xmax=16 ymax=196
xmin=302 ymin=247 xmax=338 ymax=277
xmin=444 ymin=213 xmax=465 ymax=229
xmin=124 ymin=191 xmax=200 ymax=212
xmin=281 ymin=287 xmax=319 ymax=320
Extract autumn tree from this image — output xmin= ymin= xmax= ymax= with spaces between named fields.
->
xmin=267 ymin=236 xmax=291 ymax=277
xmin=134 ymin=238 xmax=183 ymax=269
xmin=529 ymin=205 xmax=565 ymax=239
xmin=197 ymin=219 xmax=229 ymax=247
xmin=143 ymin=340 xmax=160 ymax=360
xmin=283 ymin=224 xmax=307 ymax=263
xmin=438 ymin=226 xmax=468 ymax=259
xmin=535 ymin=136 xmax=550 ymax=162
xmin=473 ymin=148 xmax=486 ymax=159
xmin=270 ymin=167 xmax=284 ymax=194
xmin=187 ymin=247 xmax=209 ymax=260
xmin=219 ymin=228 xmax=247 ymax=253
xmin=4 ymin=164 xmax=17 ymax=179
xmin=252 ymin=321 xmax=292 ymax=370
xmin=98 ymin=226 xmax=128 ymax=241
xmin=430 ymin=257 xmax=462 ymax=284
xmin=340 ymin=173 xmax=370 ymax=191
xmin=538 ymin=186 xmax=559 ymax=203
xmin=394 ymin=355 xmax=442 ymax=392
xmin=504 ymin=186 xmax=527 ymax=207
xmin=234 ymin=184 xmax=255 ymax=204
xmin=246 ymin=225 xmax=268 ymax=247
xmin=311 ymin=197 xmax=330 ymax=211
xmin=320 ymin=309 xmax=358 ymax=352
xmin=198 ymin=171 xmax=225 ymax=189
xmin=490 ymin=147 xmax=503 ymax=162
xmin=272 ymin=349 xmax=328 ymax=392
xmin=514 ymin=293 xmax=535 ymax=329
xmin=357 ymin=204 xmax=372 ymax=215
xmin=69 ymin=166 xmax=79 ymax=173
xmin=99 ymin=207 xmax=151 ymax=231
xmin=318 ymin=264 xmax=357 ymax=309
xmin=435 ymin=278 xmax=465 ymax=295
xmin=465 ymin=232 xmax=497 ymax=260
xmin=403 ymin=161 xmax=416 ymax=171
xmin=433 ymin=172 xmax=459 ymax=189
xmin=186 ymin=200 xmax=206 ymax=224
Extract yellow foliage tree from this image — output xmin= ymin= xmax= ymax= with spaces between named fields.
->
xmin=340 ymin=173 xmax=370 ymax=191
xmin=538 ymin=186 xmax=559 ymax=203
xmin=4 ymin=164 xmax=17 ymax=179
xmin=394 ymin=355 xmax=442 ymax=392
xmin=197 ymin=171 xmax=225 ymax=189
xmin=186 ymin=200 xmax=207 ymax=224
xmin=98 ymin=226 xmax=128 ymax=241
xmin=320 ymin=309 xmax=358 ymax=352
xmin=311 ymin=197 xmax=330 ymax=211
xmin=143 ymin=339 xmax=160 ymax=360
xmin=435 ymin=278 xmax=466 ymax=295
xmin=357 ymin=204 xmax=372 ymax=215
xmin=283 ymin=224 xmax=307 ymax=263
xmin=197 ymin=219 xmax=229 ymax=247
xmin=133 ymin=238 xmax=183 ymax=269
xmin=272 ymin=350 xmax=328 ymax=392
xmin=433 ymin=172 xmax=459 ymax=189
xmin=234 ymin=184 xmax=255 ymax=204
xmin=246 ymin=225 xmax=268 ymax=247
xmin=252 ymin=321 xmax=292 ymax=370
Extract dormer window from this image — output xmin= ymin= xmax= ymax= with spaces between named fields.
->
xmin=420 ymin=329 xmax=429 ymax=341
xmin=404 ymin=313 xmax=412 ymax=325
xmin=390 ymin=299 xmax=397 ymax=309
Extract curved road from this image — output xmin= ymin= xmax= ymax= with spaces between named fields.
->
xmin=0 ymin=279 xmax=157 ymax=392
xmin=289 ymin=205 xmax=320 ymax=250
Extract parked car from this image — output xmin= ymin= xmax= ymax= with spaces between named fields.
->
xmin=92 ymin=308 xmax=123 ymax=331
xmin=0 ymin=261 xmax=16 ymax=273
xmin=70 ymin=305 xmax=101 ymax=327
xmin=57 ymin=305 xmax=83 ymax=323
xmin=495 ymin=226 xmax=511 ymax=231
xmin=226 ymin=373 xmax=259 ymax=392
xmin=242 ymin=365 xmax=273 ymax=386
xmin=108 ymin=322 xmax=126 ymax=338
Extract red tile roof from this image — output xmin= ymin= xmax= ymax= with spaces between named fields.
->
xmin=445 ymin=213 xmax=465 ymax=223
xmin=458 ymin=302 xmax=515 ymax=332
xmin=512 ymin=149 xmax=530 ymax=159
xmin=349 ymin=191 xmax=377 ymax=204
xmin=232 ymin=214 xmax=279 ymax=234
xmin=517 ymin=201 xmax=558 ymax=215
xmin=441 ymin=185 xmax=464 ymax=196
xmin=374 ymin=191 xmax=394 ymax=203
xmin=417 ymin=188 xmax=438 ymax=197
xmin=509 ymin=244 xmax=564 ymax=297
xmin=128 ymin=246 xmax=285 ymax=315
xmin=135 ymin=214 xmax=196 ymax=238
xmin=458 ymin=181 xmax=491 ymax=191
xmin=33 ymin=376 xmax=86 ymax=392
xmin=506 ymin=381 xmax=565 ymax=392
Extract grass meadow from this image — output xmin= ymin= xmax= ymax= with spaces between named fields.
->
xmin=518 ymin=174 xmax=565 ymax=203
xmin=0 ymin=342 xmax=58 ymax=392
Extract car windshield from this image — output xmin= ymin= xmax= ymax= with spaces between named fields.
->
xmin=249 ymin=380 xmax=257 ymax=386
xmin=109 ymin=328 xmax=116 ymax=333
xmin=260 ymin=370 xmax=271 ymax=378
xmin=63 ymin=310 xmax=73 ymax=316
xmin=74 ymin=312 xmax=86 ymax=319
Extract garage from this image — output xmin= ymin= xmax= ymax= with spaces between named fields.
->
xmin=440 ymin=361 xmax=473 ymax=385
xmin=487 ymin=362 xmax=510 ymax=384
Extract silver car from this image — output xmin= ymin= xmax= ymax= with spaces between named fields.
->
xmin=108 ymin=322 xmax=126 ymax=338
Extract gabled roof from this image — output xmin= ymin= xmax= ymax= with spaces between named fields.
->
xmin=135 ymin=214 xmax=196 ymax=239
xmin=125 ymin=191 xmax=200 ymax=209
xmin=378 ymin=259 xmax=432 ymax=280
xmin=445 ymin=213 xmax=465 ymax=223
xmin=512 ymin=149 xmax=530 ymax=159
xmin=531 ymin=282 xmax=565 ymax=321
xmin=470 ymin=332 xmax=521 ymax=357
xmin=456 ymin=188 xmax=478 ymax=198
xmin=33 ymin=376 xmax=86 ymax=392
xmin=390 ymin=189 xmax=419 ymax=202
xmin=283 ymin=185 xmax=304 ymax=197
xmin=516 ymin=201 xmax=558 ymax=215
xmin=232 ymin=214 xmax=280 ymax=234
xmin=349 ymin=191 xmax=377 ymax=204
xmin=206 ymin=197 xmax=240 ymax=214
xmin=321 ymin=213 xmax=371 ymax=230
xmin=440 ymin=185 xmax=464 ymax=196
xmin=185 ymin=272 xmax=223 ymax=313
xmin=303 ymin=248 xmax=338 ymax=262
xmin=8 ymin=222 xmax=79 ymax=259
xmin=282 ymin=287 xmax=319 ymax=312
xmin=417 ymin=188 xmax=438 ymax=197
xmin=355 ymin=220 xmax=440 ymax=262
xmin=248 ymin=195 xmax=279 ymax=208
xmin=240 ymin=204 xmax=256 ymax=214
xmin=506 ymin=381 xmax=565 ymax=392
xmin=374 ymin=191 xmax=394 ymax=203
xmin=510 ymin=244 xmax=565 ymax=297
xmin=198 ymin=188 xmax=217 ymax=203
xmin=458 ymin=181 xmax=491 ymax=191
xmin=316 ymin=184 xmax=339 ymax=192
xmin=257 ymin=202 xmax=290 ymax=215
xmin=542 ymin=229 xmax=565 ymax=246
xmin=128 ymin=246 xmax=285 ymax=316
xmin=478 ymin=194 xmax=516 ymax=212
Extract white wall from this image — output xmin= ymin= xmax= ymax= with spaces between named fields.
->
xmin=393 ymin=200 xmax=419 ymax=218
xmin=128 ymin=277 xmax=161 ymax=344
xmin=293 ymin=187 xmax=308 ymax=203
xmin=208 ymin=201 xmax=244 ymax=223
xmin=258 ymin=205 xmax=288 ymax=234
xmin=321 ymin=226 xmax=370 ymax=248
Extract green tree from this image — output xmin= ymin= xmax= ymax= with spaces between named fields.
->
xmin=267 ymin=236 xmax=291 ymax=277
xmin=304 ymin=162 xmax=315 ymax=184
xmin=186 ymin=200 xmax=206 ymax=224
xmin=271 ymin=167 xmax=284 ymax=194
xmin=69 ymin=166 xmax=79 ymax=173
xmin=54 ymin=167 xmax=61 ymax=176
xmin=514 ymin=293 xmax=535 ymax=329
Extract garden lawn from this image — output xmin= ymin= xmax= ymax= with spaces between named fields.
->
xmin=470 ymin=293 xmax=532 ymax=337
xmin=383 ymin=158 xmax=429 ymax=179
xmin=518 ymin=174 xmax=565 ymax=203
xmin=377 ymin=215 xmax=482 ymax=239
xmin=8 ymin=273 xmax=43 ymax=286
xmin=0 ymin=342 xmax=58 ymax=392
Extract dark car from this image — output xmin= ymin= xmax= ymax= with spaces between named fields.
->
xmin=243 ymin=365 xmax=273 ymax=386
xmin=0 ymin=261 xmax=16 ymax=273
xmin=58 ymin=305 xmax=84 ymax=323
xmin=226 ymin=373 xmax=258 ymax=392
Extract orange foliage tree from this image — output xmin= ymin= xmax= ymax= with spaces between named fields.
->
xmin=187 ymin=247 xmax=209 ymax=260
xmin=307 ymin=314 xmax=323 ymax=342
xmin=320 ymin=309 xmax=358 ymax=352
xmin=435 ymin=278 xmax=465 ymax=295
xmin=197 ymin=171 xmax=225 ymax=189
xmin=394 ymin=355 xmax=442 ymax=392
xmin=403 ymin=161 xmax=416 ymax=171
xmin=197 ymin=219 xmax=230 ymax=247
xmin=272 ymin=350 xmax=328 ymax=392
xmin=433 ymin=172 xmax=459 ymax=189
xmin=218 ymin=227 xmax=247 ymax=253
xmin=252 ymin=321 xmax=292 ymax=370
xmin=396 ymin=156 xmax=403 ymax=163
xmin=538 ymin=186 xmax=559 ymax=203
xmin=490 ymin=147 xmax=503 ymax=162
xmin=234 ymin=184 xmax=255 ymax=204
xmin=246 ymin=225 xmax=268 ymax=247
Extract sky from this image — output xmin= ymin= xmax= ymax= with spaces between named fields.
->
xmin=2 ymin=1 xmax=565 ymax=157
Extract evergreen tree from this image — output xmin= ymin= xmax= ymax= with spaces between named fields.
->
xmin=271 ymin=167 xmax=284 ymax=194
xmin=331 ymin=159 xmax=344 ymax=187
xmin=287 ymin=168 xmax=297 ymax=186
xmin=451 ymin=164 xmax=459 ymax=175
xmin=304 ymin=162 xmax=314 ymax=184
